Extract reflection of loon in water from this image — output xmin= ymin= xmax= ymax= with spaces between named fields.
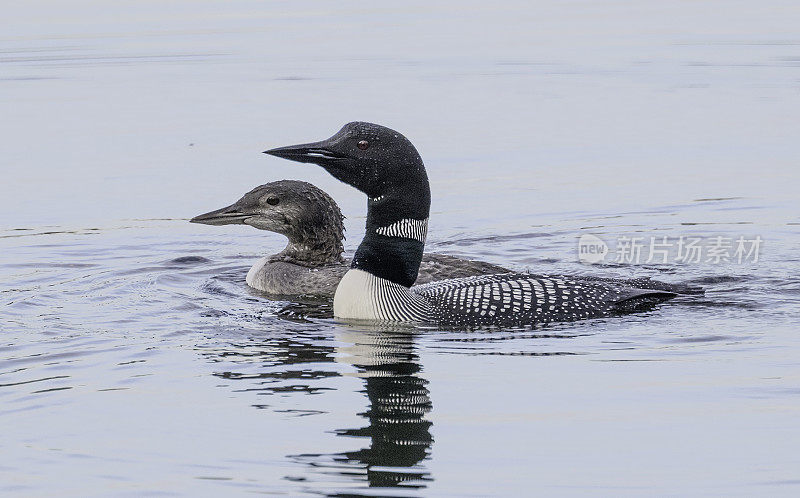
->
xmin=207 ymin=324 xmax=436 ymax=491
xmin=292 ymin=328 xmax=434 ymax=490
xmin=191 ymin=180 xmax=508 ymax=297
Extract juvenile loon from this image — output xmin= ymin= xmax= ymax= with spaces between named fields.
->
xmin=264 ymin=122 xmax=702 ymax=327
xmin=190 ymin=180 xmax=509 ymax=296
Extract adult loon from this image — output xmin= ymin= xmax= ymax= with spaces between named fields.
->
xmin=264 ymin=122 xmax=702 ymax=327
xmin=190 ymin=180 xmax=509 ymax=296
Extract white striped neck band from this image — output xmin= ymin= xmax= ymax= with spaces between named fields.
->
xmin=375 ymin=218 xmax=428 ymax=243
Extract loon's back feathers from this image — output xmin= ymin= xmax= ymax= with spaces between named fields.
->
xmin=414 ymin=273 xmax=675 ymax=326
xmin=416 ymin=253 xmax=508 ymax=282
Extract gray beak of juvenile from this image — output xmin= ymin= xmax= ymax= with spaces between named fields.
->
xmin=190 ymin=203 xmax=250 ymax=226
xmin=263 ymin=139 xmax=344 ymax=165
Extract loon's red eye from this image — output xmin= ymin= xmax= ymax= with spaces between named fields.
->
xmin=357 ymin=140 xmax=369 ymax=150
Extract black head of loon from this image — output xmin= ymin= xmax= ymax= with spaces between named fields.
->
xmin=264 ymin=122 xmax=430 ymax=214
xmin=190 ymin=180 xmax=345 ymax=267
xmin=265 ymin=122 xmax=431 ymax=287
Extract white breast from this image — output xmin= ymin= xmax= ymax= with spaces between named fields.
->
xmin=333 ymin=269 xmax=432 ymax=322
xmin=245 ymin=256 xmax=270 ymax=289
xmin=333 ymin=269 xmax=380 ymax=320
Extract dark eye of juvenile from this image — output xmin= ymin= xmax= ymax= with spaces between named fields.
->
xmin=266 ymin=196 xmax=279 ymax=206
xmin=357 ymin=140 xmax=369 ymax=150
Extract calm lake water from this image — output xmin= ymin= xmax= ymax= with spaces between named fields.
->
xmin=2 ymin=1 xmax=799 ymax=496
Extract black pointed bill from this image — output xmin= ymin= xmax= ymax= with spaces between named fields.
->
xmin=190 ymin=204 xmax=250 ymax=226
xmin=263 ymin=140 xmax=345 ymax=165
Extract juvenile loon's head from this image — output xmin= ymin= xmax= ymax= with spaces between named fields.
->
xmin=191 ymin=180 xmax=345 ymax=266
xmin=263 ymin=122 xmax=428 ymax=200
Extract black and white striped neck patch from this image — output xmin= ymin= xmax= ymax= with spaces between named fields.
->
xmin=334 ymin=269 xmax=433 ymax=322
xmin=375 ymin=218 xmax=428 ymax=243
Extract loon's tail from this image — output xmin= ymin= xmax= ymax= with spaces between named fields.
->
xmin=611 ymin=288 xmax=677 ymax=313
xmin=625 ymin=277 xmax=705 ymax=295
xmin=572 ymin=275 xmax=705 ymax=296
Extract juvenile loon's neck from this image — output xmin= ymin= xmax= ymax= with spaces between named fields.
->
xmin=352 ymin=182 xmax=431 ymax=287
xmin=269 ymin=232 xmax=344 ymax=268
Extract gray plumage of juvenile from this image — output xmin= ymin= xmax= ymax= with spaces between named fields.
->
xmin=191 ymin=180 xmax=508 ymax=296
